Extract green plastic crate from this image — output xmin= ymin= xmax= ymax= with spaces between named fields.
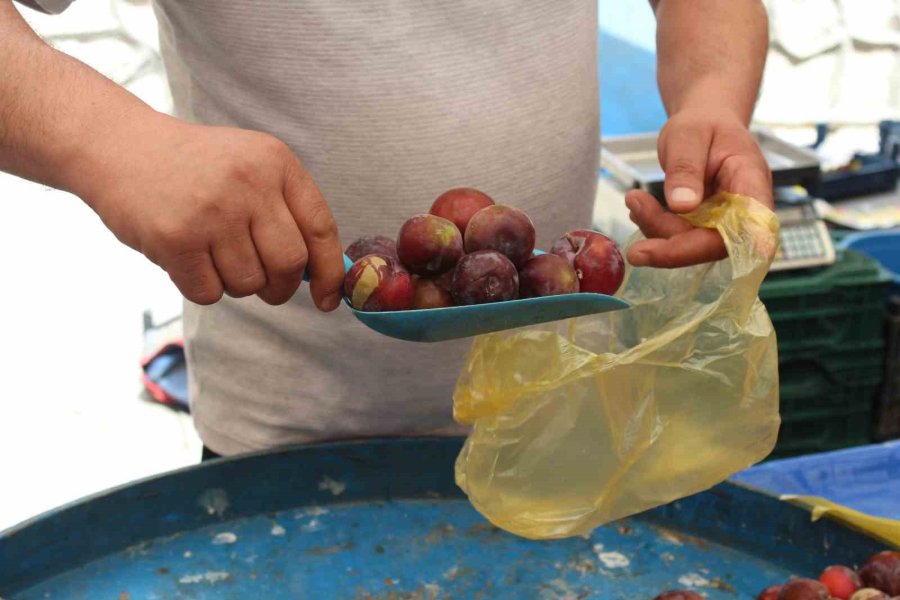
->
xmin=779 ymin=339 xmax=884 ymax=388
xmin=780 ymin=377 xmax=880 ymax=421
xmin=773 ymin=407 xmax=873 ymax=458
xmin=760 ymin=250 xmax=892 ymax=353
xmin=773 ymin=343 xmax=882 ymax=457
xmin=760 ymin=249 xmax=890 ymax=457
xmin=771 ymin=339 xmax=884 ymax=456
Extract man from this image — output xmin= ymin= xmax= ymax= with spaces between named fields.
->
xmin=1 ymin=1 xmax=772 ymax=457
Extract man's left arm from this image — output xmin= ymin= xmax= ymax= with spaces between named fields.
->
xmin=627 ymin=0 xmax=772 ymax=268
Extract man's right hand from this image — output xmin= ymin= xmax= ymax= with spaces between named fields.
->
xmin=2 ymin=1 xmax=342 ymax=309
xmin=78 ymin=117 xmax=345 ymax=309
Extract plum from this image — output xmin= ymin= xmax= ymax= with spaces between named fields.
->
xmin=464 ymin=205 xmax=536 ymax=268
xmin=430 ymin=187 xmax=495 ymax=234
xmin=434 ymin=269 xmax=454 ymax=292
xmin=343 ymin=255 xmax=414 ymax=311
xmin=345 ymin=235 xmax=398 ymax=262
xmin=777 ymin=578 xmax=830 ymax=600
xmin=550 ymin=229 xmax=597 ymax=264
xmin=519 ymin=253 xmax=579 ymax=298
xmin=412 ymin=277 xmax=455 ymax=310
xmin=397 ymin=214 xmax=464 ymax=276
xmin=820 ymin=565 xmax=862 ymax=599
xmin=860 ymin=552 xmax=900 ymax=595
xmin=450 ymin=250 xmax=518 ymax=305
xmin=850 ymin=590 xmax=890 ymax=600
xmin=551 ymin=229 xmax=625 ymax=295
xmin=758 ymin=585 xmax=783 ymax=600
xmin=652 ymin=592 xmax=704 ymax=600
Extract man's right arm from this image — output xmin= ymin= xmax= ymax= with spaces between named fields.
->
xmin=0 ymin=0 xmax=151 ymax=192
xmin=0 ymin=0 xmax=345 ymax=308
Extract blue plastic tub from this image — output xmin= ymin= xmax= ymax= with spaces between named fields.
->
xmin=840 ymin=230 xmax=900 ymax=288
xmin=0 ymin=438 xmax=891 ymax=599
xmin=732 ymin=441 xmax=900 ymax=520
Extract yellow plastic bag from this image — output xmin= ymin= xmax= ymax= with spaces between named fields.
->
xmin=453 ymin=192 xmax=782 ymax=539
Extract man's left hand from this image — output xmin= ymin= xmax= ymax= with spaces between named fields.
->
xmin=625 ymin=108 xmax=773 ymax=268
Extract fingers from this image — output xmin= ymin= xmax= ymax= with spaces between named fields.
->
xmin=625 ymin=189 xmax=692 ymax=239
xmin=626 ymin=117 xmax=770 ymax=270
xmin=251 ymin=202 xmax=309 ymax=305
xmin=165 ymin=250 xmax=225 ymax=305
xmin=625 ymin=189 xmax=726 ymax=268
xmin=717 ymin=153 xmax=774 ymax=209
xmin=659 ymin=123 xmax=713 ymax=213
xmin=282 ymin=160 xmax=344 ymax=312
xmin=211 ymin=231 xmax=268 ymax=298
xmin=627 ymin=227 xmax=727 ymax=269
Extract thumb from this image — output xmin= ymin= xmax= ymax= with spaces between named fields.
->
xmin=659 ymin=125 xmax=713 ymax=213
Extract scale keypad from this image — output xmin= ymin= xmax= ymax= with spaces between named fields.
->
xmin=776 ymin=223 xmax=826 ymax=261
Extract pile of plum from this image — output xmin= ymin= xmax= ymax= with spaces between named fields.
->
xmin=342 ymin=188 xmax=625 ymax=311
xmin=653 ymin=550 xmax=900 ymax=600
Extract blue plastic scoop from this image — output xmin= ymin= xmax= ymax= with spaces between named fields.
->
xmin=310 ymin=253 xmax=630 ymax=343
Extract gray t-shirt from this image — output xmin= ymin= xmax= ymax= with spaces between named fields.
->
xmin=30 ymin=0 xmax=600 ymax=455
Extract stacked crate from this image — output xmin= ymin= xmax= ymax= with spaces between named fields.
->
xmin=760 ymin=250 xmax=892 ymax=457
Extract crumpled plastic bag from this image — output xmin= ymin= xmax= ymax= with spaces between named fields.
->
xmin=453 ymin=192 xmax=782 ymax=539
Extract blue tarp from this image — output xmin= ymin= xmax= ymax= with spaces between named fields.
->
xmin=732 ymin=441 xmax=900 ymax=520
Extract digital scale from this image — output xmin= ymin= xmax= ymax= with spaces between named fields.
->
xmin=600 ymin=130 xmax=836 ymax=272
xmin=769 ymin=195 xmax=836 ymax=271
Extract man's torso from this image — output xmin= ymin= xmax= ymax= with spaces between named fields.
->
xmin=152 ymin=0 xmax=600 ymax=454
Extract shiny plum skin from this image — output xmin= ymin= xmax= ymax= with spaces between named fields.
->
xmin=757 ymin=585 xmax=783 ymax=600
xmin=345 ymin=235 xmax=398 ymax=262
xmin=652 ymin=592 xmax=704 ymax=600
xmin=551 ymin=230 xmax=625 ymax=295
xmin=412 ymin=277 xmax=455 ymax=309
xmin=850 ymin=590 xmax=890 ymax=600
xmin=450 ymin=250 xmax=518 ymax=305
xmin=463 ymin=205 xmax=536 ymax=268
xmin=430 ymin=187 xmax=495 ymax=234
xmin=860 ymin=552 xmax=900 ymax=596
xmin=519 ymin=253 xmax=579 ymax=298
xmin=820 ymin=565 xmax=863 ymax=599
xmin=343 ymin=255 xmax=414 ymax=311
xmin=777 ymin=578 xmax=830 ymax=600
xmin=397 ymin=214 xmax=464 ymax=276
xmin=574 ymin=234 xmax=625 ymax=295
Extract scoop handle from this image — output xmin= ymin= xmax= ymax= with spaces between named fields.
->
xmin=303 ymin=254 xmax=354 ymax=283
